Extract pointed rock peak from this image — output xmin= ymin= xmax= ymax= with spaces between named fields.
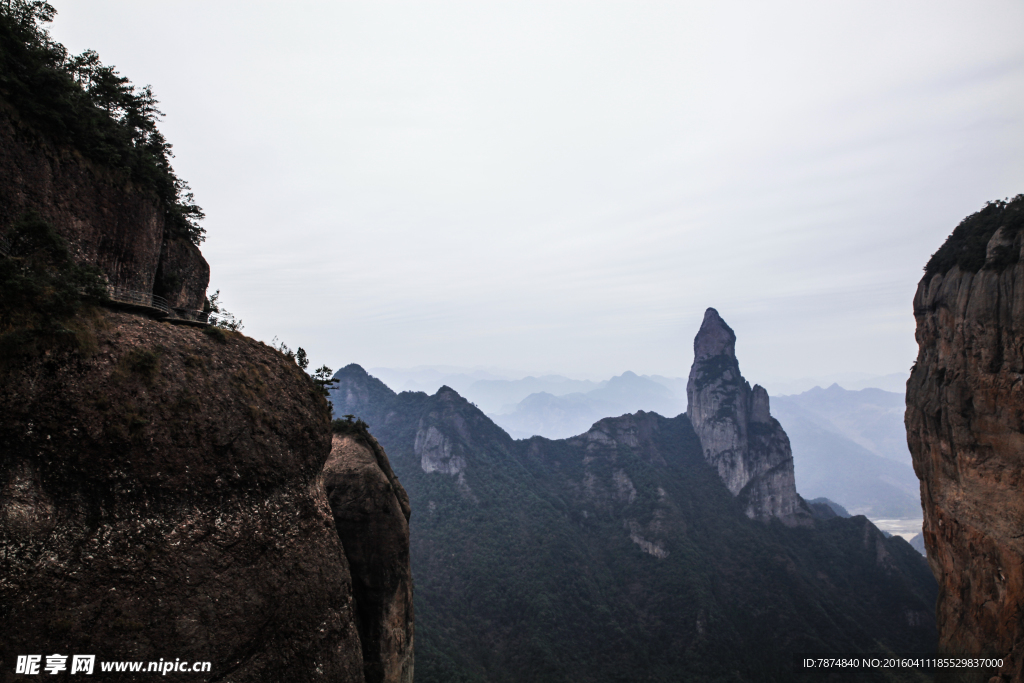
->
xmin=693 ymin=308 xmax=736 ymax=361
xmin=686 ymin=310 xmax=811 ymax=526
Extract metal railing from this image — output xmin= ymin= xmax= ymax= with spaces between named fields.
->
xmin=172 ymin=308 xmax=210 ymax=324
xmin=108 ymin=286 xmax=171 ymax=316
xmin=106 ymin=286 xmax=208 ymax=325
xmin=0 ymin=239 xmax=208 ymax=325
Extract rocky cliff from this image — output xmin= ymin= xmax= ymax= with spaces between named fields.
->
xmin=907 ymin=195 xmax=1024 ymax=681
xmin=324 ymin=429 xmax=414 ymax=683
xmin=0 ymin=103 xmax=209 ymax=310
xmin=0 ymin=311 xmax=366 ymax=681
xmin=0 ymin=13 xmax=414 ymax=675
xmin=686 ymin=308 xmax=812 ymax=525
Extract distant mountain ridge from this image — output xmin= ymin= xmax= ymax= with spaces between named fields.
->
xmin=466 ymin=369 xmax=919 ymax=521
xmin=466 ymin=375 xmax=605 ymax=414
xmin=772 ymin=385 xmax=921 ymax=519
xmin=775 ymin=384 xmax=911 ymax=465
xmin=489 ymin=371 xmax=683 ymax=439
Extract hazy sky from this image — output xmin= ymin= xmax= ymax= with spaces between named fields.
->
xmin=49 ymin=1 xmax=1024 ymax=383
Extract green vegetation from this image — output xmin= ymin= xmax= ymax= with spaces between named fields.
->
xmin=332 ymin=415 xmax=370 ymax=437
xmin=924 ymin=195 xmax=1024 ymax=276
xmin=0 ymin=0 xmax=205 ymax=244
xmin=311 ymin=365 xmax=337 ymax=397
xmin=0 ymin=211 xmax=107 ymax=364
xmin=271 ymin=337 xmax=301 ymax=363
xmin=271 ymin=337 xmax=336 ymax=400
xmin=204 ymin=290 xmax=243 ymax=331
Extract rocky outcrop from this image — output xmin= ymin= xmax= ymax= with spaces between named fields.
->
xmin=686 ymin=308 xmax=812 ymax=525
xmin=154 ymin=236 xmax=211 ymax=310
xmin=906 ymin=196 xmax=1024 ymax=681
xmin=0 ymin=311 xmax=364 ymax=681
xmin=0 ymin=103 xmax=208 ymax=308
xmin=324 ymin=432 xmax=414 ymax=683
xmin=415 ymin=425 xmax=464 ymax=475
xmin=567 ymin=412 xmax=676 ymax=559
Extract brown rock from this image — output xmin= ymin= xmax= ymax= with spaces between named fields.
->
xmin=0 ymin=310 xmax=365 ymax=682
xmin=154 ymin=236 xmax=211 ymax=311
xmin=907 ymin=198 xmax=1024 ymax=682
xmin=0 ymin=103 xmax=208 ymax=308
xmin=324 ymin=432 xmax=414 ymax=683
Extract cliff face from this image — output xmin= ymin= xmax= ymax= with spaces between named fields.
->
xmin=0 ymin=21 xmax=413 ymax=677
xmin=0 ymin=311 xmax=369 ymax=681
xmin=324 ymin=431 xmax=414 ymax=683
xmin=686 ymin=308 xmax=812 ymax=525
xmin=0 ymin=105 xmax=208 ymax=309
xmin=907 ymin=196 xmax=1024 ymax=681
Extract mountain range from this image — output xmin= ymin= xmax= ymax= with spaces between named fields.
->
xmin=772 ymin=386 xmax=921 ymax=520
xmin=391 ymin=367 xmax=920 ymax=523
xmin=330 ymin=310 xmax=937 ymax=683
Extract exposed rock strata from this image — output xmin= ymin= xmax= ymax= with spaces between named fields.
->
xmin=686 ymin=308 xmax=812 ymax=525
xmin=0 ymin=103 xmax=208 ymax=308
xmin=0 ymin=311 xmax=364 ymax=682
xmin=907 ymin=197 xmax=1024 ymax=681
xmin=324 ymin=432 xmax=414 ymax=683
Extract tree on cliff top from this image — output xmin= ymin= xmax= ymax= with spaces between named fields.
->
xmin=0 ymin=0 xmax=206 ymax=245
xmin=924 ymin=194 xmax=1024 ymax=276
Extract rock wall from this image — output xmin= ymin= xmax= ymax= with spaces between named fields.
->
xmin=686 ymin=308 xmax=812 ymax=525
xmin=0 ymin=311 xmax=365 ymax=682
xmin=907 ymin=198 xmax=1024 ymax=681
xmin=324 ymin=432 xmax=414 ymax=683
xmin=154 ymin=236 xmax=212 ymax=310
xmin=0 ymin=102 xmax=208 ymax=309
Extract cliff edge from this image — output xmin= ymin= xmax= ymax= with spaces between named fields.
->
xmin=324 ymin=428 xmax=414 ymax=683
xmin=907 ymin=195 xmax=1024 ymax=681
xmin=0 ymin=311 xmax=366 ymax=680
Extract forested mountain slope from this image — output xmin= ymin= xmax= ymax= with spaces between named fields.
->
xmin=332 ymin=361 xmax=937 ymax=683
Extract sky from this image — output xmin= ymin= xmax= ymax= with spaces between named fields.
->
xmin=48 ymin=1 xmax=1024 ymax=384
